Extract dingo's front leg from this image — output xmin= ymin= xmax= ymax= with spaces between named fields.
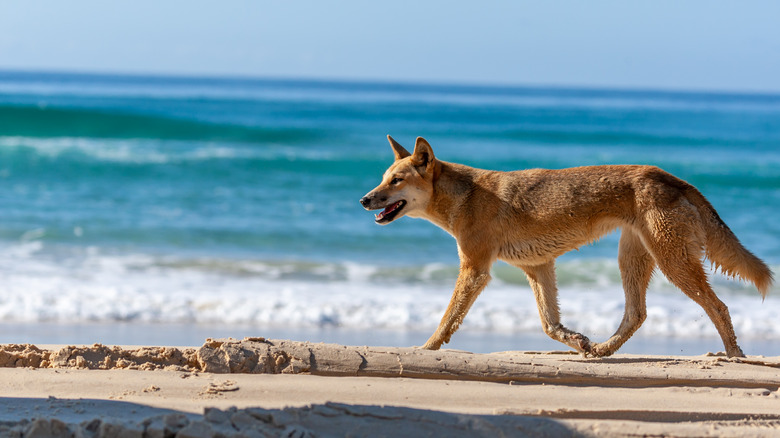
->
xmin=422 ymin=264 xmax=491 ymax=350
xmin=520 ymin=261 xmax=593 ymax=355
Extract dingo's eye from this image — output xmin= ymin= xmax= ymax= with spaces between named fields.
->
xmin=390 ymin=178 xmax=403 ymax=185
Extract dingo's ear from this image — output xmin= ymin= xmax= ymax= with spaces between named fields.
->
xmin=412 ymin=137 xmax=435 ymax=172
xmin=387 ymin=135 xmax=411 ymax=161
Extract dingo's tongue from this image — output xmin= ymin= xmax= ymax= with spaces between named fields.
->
xmin=375 ymin=200 xmax=403 ymax=221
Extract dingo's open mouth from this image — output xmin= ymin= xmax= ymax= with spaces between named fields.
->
xmin=375 ymin=200 xmax=406 ymax=224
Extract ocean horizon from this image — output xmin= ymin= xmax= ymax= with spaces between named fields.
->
xmin=0 ymin=70 xmax=778 ymax=355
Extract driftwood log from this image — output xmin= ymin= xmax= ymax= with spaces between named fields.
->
xmin=2 ymin=337 xmax=779 ymax=388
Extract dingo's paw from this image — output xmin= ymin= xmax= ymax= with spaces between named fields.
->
xmin=563 ymin=333 xmax=593 ymax=356
xmin=421 ymin=337 xmax=444 ymax=350
xmin=587 ymin=342 xmax=615 ymax=358
xmin=421 ymin=342 xmax=442 ymax=350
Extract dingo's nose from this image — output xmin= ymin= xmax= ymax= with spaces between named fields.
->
xmin=359 ymin=196 xmax=371 ymax=208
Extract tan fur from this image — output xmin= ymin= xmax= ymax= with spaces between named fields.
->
xmin=360 ymin=136 xmax=774 ymax=358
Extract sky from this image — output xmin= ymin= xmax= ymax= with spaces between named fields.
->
xmin=1 ymin=1 xmax=779 ymax=93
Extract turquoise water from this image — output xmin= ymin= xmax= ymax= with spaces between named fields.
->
xmin=0 ymin=71 xmax=778 ymax=353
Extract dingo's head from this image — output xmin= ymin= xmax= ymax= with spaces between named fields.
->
xmin=360 ymin=136 xmax=437 ymax=225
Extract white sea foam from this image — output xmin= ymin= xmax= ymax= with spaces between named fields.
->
xmin=0 ymin=242 xmax=776 ymax=341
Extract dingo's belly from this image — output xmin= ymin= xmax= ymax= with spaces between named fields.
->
xmin=497 ymin=218 xmax=623 ymax=265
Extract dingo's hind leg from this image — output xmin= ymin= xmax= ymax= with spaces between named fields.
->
xmin=590 ymin=228 xmax=655 ymax=357
xmin=643 ymin=221 xmax=745 ymax=358
xmin=662 ymin=261 xmax=743 ymax=357
xmin=521 ymin=261 xmax=592 ymax=354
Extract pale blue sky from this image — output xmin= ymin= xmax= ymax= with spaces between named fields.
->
xmin=1 ymin=1 xmax=779 ymax=92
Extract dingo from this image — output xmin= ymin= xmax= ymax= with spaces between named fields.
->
xmin=360 ymin=136 xmax=773 ymax=358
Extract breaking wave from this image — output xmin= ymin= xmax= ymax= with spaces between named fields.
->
xmin=0 ymin=242 xmax=775 ymax=340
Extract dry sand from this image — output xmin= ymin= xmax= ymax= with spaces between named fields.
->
xmin=1 ymin=337 xmax=780 ymax=437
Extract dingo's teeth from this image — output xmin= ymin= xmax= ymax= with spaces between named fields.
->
xmin=374 ymin=200 xmax=406 ymax=223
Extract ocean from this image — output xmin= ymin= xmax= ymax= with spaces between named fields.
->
xmin=1 ymin=71 xmax=778 ymax=355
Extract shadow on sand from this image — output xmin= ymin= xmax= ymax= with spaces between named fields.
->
xmin=0 ymin=397 xmax=586 ymax=437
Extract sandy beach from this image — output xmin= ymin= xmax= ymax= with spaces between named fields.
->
xmin=2 ymin=338 xmax=780 ymax=437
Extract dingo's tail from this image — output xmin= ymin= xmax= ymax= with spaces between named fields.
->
xmin=687 ymin=188 xmax=774 ymax=298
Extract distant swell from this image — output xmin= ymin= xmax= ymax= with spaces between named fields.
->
xmin=495 ymin=128 xmax=728 ymax=147
xmin=5 ymin=104 xmax=778 ymax=150
xmin=0 ymin=104 xmax=319 ymax=143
